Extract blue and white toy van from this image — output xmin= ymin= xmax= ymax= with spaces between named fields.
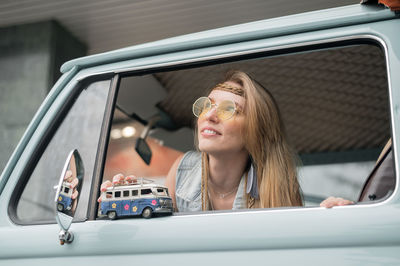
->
xmin=57 ymin=181 xmax=73 ymax=212
xmin=100 ymin=179 xmax=173 ymax=219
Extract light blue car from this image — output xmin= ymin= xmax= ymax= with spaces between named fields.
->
xmin=1 ymin=2 xmax=399 ymax=265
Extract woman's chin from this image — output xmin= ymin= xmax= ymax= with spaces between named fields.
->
xmin=198 ymin=142 xmax=218 ymax=154
xmin=199 ymin=144 xmax=231 ymax=155
xmin=198 ymin=144 xmax=212 ymax=153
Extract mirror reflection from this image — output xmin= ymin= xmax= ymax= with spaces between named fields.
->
xmin=55 ymin=149 xmax=84 ymax=232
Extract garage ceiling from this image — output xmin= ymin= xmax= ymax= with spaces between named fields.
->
xmin=0 ymin=0 xmax=355 ymax=55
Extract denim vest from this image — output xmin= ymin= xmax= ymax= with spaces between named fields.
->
xmin=175 ymin=151 xmax=246 ymax=212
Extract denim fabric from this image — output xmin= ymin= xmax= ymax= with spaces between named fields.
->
xmin=175 ymin=151 xmax=246 ymax=212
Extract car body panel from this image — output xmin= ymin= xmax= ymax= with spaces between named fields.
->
xmin=1 ymin=206 xmax=400 ymax=264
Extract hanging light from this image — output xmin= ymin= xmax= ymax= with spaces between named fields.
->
xmin=110 ymin=128 xmax=122 ymax=139
xmin=122 ymin=126 xmax=136 ymax=138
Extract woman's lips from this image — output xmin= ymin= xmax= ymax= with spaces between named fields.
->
xmin=201 ymin=127 xmax=221 ymax=136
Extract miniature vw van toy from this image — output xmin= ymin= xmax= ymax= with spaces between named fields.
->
xmin=100 ymin=179 xmax=173 ymax=219
xmin=57 ymin=181 xmax=73 ymax=212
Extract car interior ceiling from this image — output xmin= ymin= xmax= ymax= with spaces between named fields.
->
xmin=114 ymin=43 xmax=390 ymax=163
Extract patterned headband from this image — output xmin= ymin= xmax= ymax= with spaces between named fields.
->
xmin=213 ymin=83 xmax=244 ymax=97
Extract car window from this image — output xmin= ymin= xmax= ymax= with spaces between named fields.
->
xmin=14 ymin=79 xmax=111 ymax=224
xmin=157 ymin=188 xmax=167 ymax=196
xmin=100 ymin=40 xmax=393 ymax=215
xmin=141 ymin=189 xmax=153 ymax=196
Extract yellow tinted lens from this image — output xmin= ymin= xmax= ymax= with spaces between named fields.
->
xmin=217 ymin=100 xmax=236 ymax=120
xmin=193 ymin=97 xmax=211 ymax=117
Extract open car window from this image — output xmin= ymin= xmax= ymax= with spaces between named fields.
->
xmin=100 ymin=40 xmax=394 ymax=216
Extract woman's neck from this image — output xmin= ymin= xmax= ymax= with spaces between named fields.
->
xmin=207 ymin=150 xmax=248 ymax=193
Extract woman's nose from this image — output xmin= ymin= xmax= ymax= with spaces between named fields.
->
xmin=204 ymin=106 xmax=219 ymax=122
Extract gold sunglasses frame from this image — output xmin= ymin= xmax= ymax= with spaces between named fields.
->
xmin=192 ymin=96 xmax=240 ymax=121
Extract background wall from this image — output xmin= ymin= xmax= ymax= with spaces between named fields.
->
xmin=0 ymin=21 xmax=86 ymax=172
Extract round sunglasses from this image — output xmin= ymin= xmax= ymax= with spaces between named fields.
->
xmin=192 ymin=96 xmax=241 ymax=121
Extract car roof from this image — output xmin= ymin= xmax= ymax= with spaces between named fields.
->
xmin=60 ymin=4 xmax=396 ymax=73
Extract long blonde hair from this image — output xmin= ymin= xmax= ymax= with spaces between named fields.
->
xmin=201 ymin=71 xmax=302 ymax=210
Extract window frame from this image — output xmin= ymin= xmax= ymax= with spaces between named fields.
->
xmin=8 ymin=74 xmax=117 ymax=225
xmin=91 ymin=35 xmax=395 ymax=219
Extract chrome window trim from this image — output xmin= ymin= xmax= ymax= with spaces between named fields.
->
xmin=82 ymin=34 xmax=398 ymax=215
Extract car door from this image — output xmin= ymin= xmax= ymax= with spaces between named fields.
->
xmin=0 ymin=73 xmax=116 ymax=263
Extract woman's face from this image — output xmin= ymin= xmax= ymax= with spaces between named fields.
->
xmin=197 ymin=86 xmax=246 ymax=155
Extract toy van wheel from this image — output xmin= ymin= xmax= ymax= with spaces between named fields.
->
xmin=142 ymin=207 xmax=152 ymax=219
xmin=107 ymin=211 xmax=117 ymax=220
xmin=57 ymin=203 xmax=64 ymax=212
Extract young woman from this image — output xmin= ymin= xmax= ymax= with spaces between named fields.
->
xmin=165 ymin=71 xmax=302 ymax=211
xmin=100 ymin=71 xmax=303 ymax=211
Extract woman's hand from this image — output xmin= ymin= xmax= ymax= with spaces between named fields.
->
xmin=59 ymin=169 xmax=80 ymax=213
xmin=320 ymin=196 xmax=354 ymax=208
xmin=64 ymin=170 xmax=79 ymax=200
xmin=98 ymin=174 xmax=137 ymax=202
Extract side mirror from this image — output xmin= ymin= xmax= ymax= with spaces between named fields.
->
xmin=54 ymin=149 xmax=84 ymax=245
xmin=135 ymin=115 xmax=160 ymax=165
xmin=135 ymin=138 xmax=152 ymax=165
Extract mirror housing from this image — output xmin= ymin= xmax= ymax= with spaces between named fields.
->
xmin=135 ymin=138 xmax=152 ymax=165
xmin=135 ymin=115 xmax=161 ymax=165
xmin=54 ymin=149 xmax=84 ymax=245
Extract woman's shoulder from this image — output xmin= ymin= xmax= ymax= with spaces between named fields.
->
xmin=176 ymin=151 xmax=202 ymax=188
xmin=175 ymin=151 xmax=202 ymax=210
